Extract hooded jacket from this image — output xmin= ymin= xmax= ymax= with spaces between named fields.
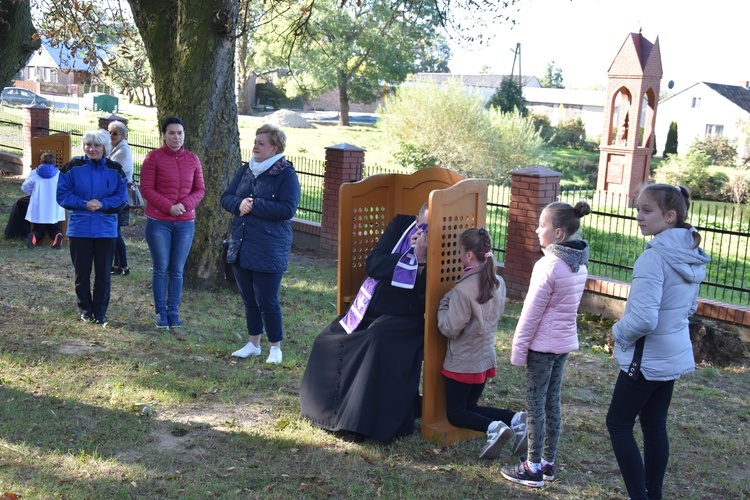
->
xmin=511 ymin=240 xmax=589 ymax=366
xmin=22 ymin=162 xmax=66 ymax=224
xmin=438 ymin=268 xmax=506 ymax=374
xmin=56 ymin=156 xmax=127 ymax=238
xmin=613 ymin=228 xmax=710 ymax=381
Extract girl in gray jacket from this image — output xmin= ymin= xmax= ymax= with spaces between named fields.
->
xmin=437 ymin=228 xmax=527 ymax=460
xmin=606 ymin=184 xmax=710 ymax=500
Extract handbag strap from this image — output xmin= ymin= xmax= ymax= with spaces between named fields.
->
xmin=627 ymin=336 xmax=646 ymax=378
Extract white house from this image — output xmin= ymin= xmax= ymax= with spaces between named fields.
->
xmin=655 ymin=82 xmax=750 ymax=158
xmin=18 ymin=40 xmax=93 ymax=85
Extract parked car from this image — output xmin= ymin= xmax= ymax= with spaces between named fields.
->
xmin=1 ymin=87 xmax=52 ymax=108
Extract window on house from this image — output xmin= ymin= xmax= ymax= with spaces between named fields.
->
xmin=691 ymin=97 xmax=701 ymax=108
xmin=705 ymin=124 xmax=724 ymax=137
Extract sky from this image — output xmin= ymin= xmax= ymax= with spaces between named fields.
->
xmin=447 ymin=0 xmax=748 ymax=92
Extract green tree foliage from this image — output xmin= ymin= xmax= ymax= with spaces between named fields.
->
xmin=412 ymin=34 xmax=452 ymax=73
xmin=378 ymin=80 xmax=543 ymax=183
xmin=663 ymin=121 xmax=678 ymax=157
xmin=253 ymin=0 xmax=440 ymax=126
xmin=688 ymin=136 xmax=738 ymax=167
xmin=540 ymin=60 xmax=564 ymax=89
xmin=652 ymin=150 xmax=727 ymax=199
xmin=549 ymin=117 xmax=586 ymax=149
xmin=487 ymin=76 xmax=527 ymax=116
xmin=530 ymin=113 xmax=554 ymax=142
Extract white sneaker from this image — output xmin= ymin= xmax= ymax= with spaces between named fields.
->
xmin=511 ymin=411 xmax=528 ymax=456
xmin=479 ymin=421 xmax=513 ymax=459
xmin=232 ymin=341 xmax=261 ymax=358
xmin=266 ymin=346 xmax=282 ymax=364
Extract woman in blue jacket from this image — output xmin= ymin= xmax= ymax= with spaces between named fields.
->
xmin=221 ymin=124 xmax=300 ymax=364
xmin=57 ymin=129 xmax=128 ymax=326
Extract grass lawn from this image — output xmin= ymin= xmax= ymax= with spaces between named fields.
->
xmin=0 ymin=172 xmax=748 ymax=499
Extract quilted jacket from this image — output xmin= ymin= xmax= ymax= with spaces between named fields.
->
xmin=56 ymin=156 xmax=127 ymax=238
xmin=511 ymin=240 xmax=589 ymax=366
xmin=221 ymin=158 xmax=300 ymax=273
xmin=613 ymin=228 xmax=710 ymax=381
xmin=438 ymin=268 xmax=506 ymax=374
xmin=140 ymin=143 xmax=205 ymax=222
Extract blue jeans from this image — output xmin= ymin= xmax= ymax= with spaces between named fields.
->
xmin=232 ymin=264 xmax=284 ymax=343
xmin=606 ymin=370 xmax=674 ymax=500
xmin=145 ymin=219 xmax=195 ymax=315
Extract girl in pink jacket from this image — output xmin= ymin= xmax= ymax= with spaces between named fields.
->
xmin=501 ymin=201 xmax=591 ymax=488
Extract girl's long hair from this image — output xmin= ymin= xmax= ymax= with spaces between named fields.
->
xmin=460 ymin=228 xmax=499 ymax=304
xmin=640 ymin=184 xmax=701 ymax=248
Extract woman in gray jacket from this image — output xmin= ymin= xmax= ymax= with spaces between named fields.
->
xmin=606 ymin=184 xmax=710 ymax=500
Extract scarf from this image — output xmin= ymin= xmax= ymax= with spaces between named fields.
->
xmin=250 ymin=154 xmax=284 ymax=177
xmin=543 ymin=240 xmax=589 ymax=272
xmin=339 ymin=221 xmax=421 ymax=333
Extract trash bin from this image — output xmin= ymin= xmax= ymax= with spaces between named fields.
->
xmin=92 ymin=94 xmax=118 ymax=113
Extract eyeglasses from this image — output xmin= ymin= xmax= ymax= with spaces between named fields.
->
xmin=109 ymin=131 xmax=120 ymax=136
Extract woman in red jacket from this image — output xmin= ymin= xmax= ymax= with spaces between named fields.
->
xmin=140 ymin=116 xmax=205 ymax=329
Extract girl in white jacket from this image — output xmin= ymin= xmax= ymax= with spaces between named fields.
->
xmin=606 ymin=184 xmax=709 ymax=500
xmin=501 ymin=201 xmax=591 ymax=488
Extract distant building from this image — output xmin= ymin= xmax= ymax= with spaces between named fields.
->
xmin=18 ymin=40 xmax=93 ymax=85
xmin=655 ymin=81 xmax=750 ymax=158
xmin=404 ymin=73 xmax=542 ymax=102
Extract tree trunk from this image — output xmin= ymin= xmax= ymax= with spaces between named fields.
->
xmin=128 ymin=0 xmax=241 ymax=289
xmin=0 ymin=0 xmax=40 ymax=88
xmin=338 ymin=75 xmax=350 ymax=126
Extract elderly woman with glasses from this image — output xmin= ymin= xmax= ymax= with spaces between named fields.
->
xmin=108 ymin=120 xmax=134 ymax=275
xmin=57 ymin=129 xmax=128 ymax=326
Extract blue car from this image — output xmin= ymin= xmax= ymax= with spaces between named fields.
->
xmin=1 ymin=87 xmax=52 ymax=108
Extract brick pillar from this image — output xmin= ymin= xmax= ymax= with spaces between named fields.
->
xmin=23 ymin=105 xmax=50 ymax=176
xmin=98 ymin=113 xmax=129 ymax=131
xmin=504 ymin=166 xmax=562 ymax=299
xmin=320 ymin=143 xmax=365 ymax=254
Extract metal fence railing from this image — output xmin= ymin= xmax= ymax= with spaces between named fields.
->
xmin=559 ymin=187 xmax=750 ymax=306
xmin=0 ymin=117 xmax=23 ymax=154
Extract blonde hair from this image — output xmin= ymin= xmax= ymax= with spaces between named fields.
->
xmin=256 ymin=123 xmax=286 ymax=154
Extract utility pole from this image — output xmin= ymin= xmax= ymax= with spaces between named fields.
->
xmin=509 ymin=43 xmax=522 ymax=87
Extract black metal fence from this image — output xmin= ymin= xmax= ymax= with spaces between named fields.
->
xmin=559 ymin=187 xmax=750 ymax=305
xmin=0 ymin=117 xmax=23 ymax=154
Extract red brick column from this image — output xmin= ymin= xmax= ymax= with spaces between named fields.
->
xmin=98 ymin=113 xmax=129 ymax=131
xmin=504 ymin=166 xmax=562 ymax=299
xmin=22 ymin=105 xmax=50 ymax=175
xmin=320 ymin=143 xmax=365 ymax=253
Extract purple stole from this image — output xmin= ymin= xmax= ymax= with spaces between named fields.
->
xmin=339 ymin=221 xmax=419 ymax=333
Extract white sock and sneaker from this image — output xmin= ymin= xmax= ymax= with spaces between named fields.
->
xmin=231 ymin=342 xmax=283 ymax=364
xmin=479 ymin=420 xmax=514 ymax=459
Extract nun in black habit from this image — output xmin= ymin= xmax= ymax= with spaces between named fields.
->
xmin=300 ymin=206 xmax=429 ymax=443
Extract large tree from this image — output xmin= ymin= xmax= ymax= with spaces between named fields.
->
xmin=255 ymin=0 xmax=440 ymax=126
xmin=0 ymin=0 xmax=40 ymax=87
xmin=127 ymin=1 xmax=240 ymax=288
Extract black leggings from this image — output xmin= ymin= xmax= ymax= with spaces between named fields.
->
xmin=444 ymin=377 xmax=515 ymax=433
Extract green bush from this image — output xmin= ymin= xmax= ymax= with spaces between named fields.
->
xmin=688 ymin=136 xmax=738 ymax=167
xmin=530 ymin=113 xmax=554 ymax=142
xmin=549 ymin=117 xmax=587 ymax=149
xmin=378 ymin=80 xmax=543 ymax=183
xmin=652 ymin=150 xmax=727 ymax=199
xmin=663 ymin=121 xmax=678 ymax=157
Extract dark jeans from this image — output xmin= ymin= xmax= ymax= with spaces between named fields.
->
xmin=606 ymin=370 xmax=675 ymax=500
xmin=69 ymin=236 xmax=116 ymax=321
xmin=232 ymin=264 xmax=285 ymax=343
xmin=113 ymin=225 xmax=128 ymax=268
xmin=444 ymin=377 xmax=515 ymax=432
